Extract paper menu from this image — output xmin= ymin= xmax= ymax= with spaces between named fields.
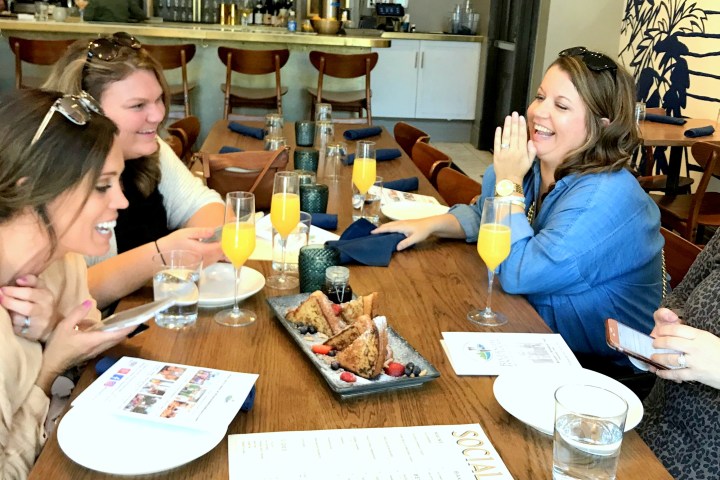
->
xmin=441 ymin=332 xmax=581 ymax=376
xmin=71 ymin=356 xmax=258 ymax=430
xmin=381 ymin=187 xmax=440 ymax=205
xmin=228 ymin=424 xmax=514 ymax=479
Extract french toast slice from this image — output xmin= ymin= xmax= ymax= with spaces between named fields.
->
xmin=340 ymin=292 xmax=379 ymax=324
xmin=286 ymin=291 xmax=345 ymax=336
xmin=323 ymin=315 xmax=373 ymax=351
xmin=335 ymin=316 xmax=388 ymax=379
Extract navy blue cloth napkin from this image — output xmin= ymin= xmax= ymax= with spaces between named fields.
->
xmin=310 ymin=213 xmax=338 ymax=230
xmin=644 ymin=113 xmax=687 ymax=125
xmin=219 ymin=145 xmax=244 ymax=154
xmin=343 ymin=148 xmax=402 ymax=166
xmin=343 ymin=126 xmax=382 ymax=141
xmin=228 ymin=122 xmax=265 ymax=139
xmin=384 ymin=177 xmax=419 ymax=192
xmin=684 ymin=125 xmax=715 ymax=138
xmin=325 ymin=218 xmax=404 ymax=267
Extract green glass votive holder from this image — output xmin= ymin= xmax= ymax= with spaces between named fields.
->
xmin=300 ymin=183 xmax=329 ymax=214
xmin=295 ymin=121 xmax=316 ymax=147
xmin=299 ymin=244 xmax=341 ymax=293
xmin=294 ymin=148 xmax=320 ymax=172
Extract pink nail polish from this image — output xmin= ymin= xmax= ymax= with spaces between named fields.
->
xmin=82 ymin=299 xmax=93 ymax=308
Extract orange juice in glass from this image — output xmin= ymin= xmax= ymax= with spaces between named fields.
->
xmin=477 ymin=223 xmax=511 ymax=271
xmin=222 ymin=222 xmax=256 ymax=268
xmin=270 ymin=192 xmax=301 ymax=239
xmin=267 ymin=171 xmax=301 ymax=289
xmin=353 ymin=140 xmax=377 ymax=220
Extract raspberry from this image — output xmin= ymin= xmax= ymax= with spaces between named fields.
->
xmin=331 ymin=304 xmax=342 ymax=315
xmin=340 ymin=371 xmax=356 ymax=383
xmin=384 ymin=362 xmax=405 ymax=377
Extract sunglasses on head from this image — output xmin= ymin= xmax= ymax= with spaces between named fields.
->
xmin=31 ymin=92 xmax=102 ymax=145
xmin=86 ymin=32 xmax=141 ymax=62
xmin=559 ymin=46 xmax=617 ymax=76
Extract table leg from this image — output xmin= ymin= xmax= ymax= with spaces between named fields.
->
xmin=665 ymin=146 xmax=683 ymax=194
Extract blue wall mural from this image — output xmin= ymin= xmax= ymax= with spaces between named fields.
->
xmin=620 ymin=0 xmax=720 ymax=173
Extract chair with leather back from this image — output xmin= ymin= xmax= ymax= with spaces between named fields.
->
xmin=218 ymin=47 xmax=290 ymax=121
xmin=166 ymin=115 xmax=201 ymax=167
xmin=393 ymin=122 xmax=430 ymax=157
xmin=660 ymin=227 xmax=702 ymax=290
xmin=198 ymin=148 xmax=289 ymax=209
xmin=650 ymin=141 xmax=720 ymax=243
xmin=436 ymin=168 xmax=481 ymax=206
xmin=307 ymin=51 xmax=378 ymax=125
xmin=637 ymin=107 xmax=694 ymax=193
xmin=410 ymin=142 xmax=451 ymax=188
xmin=8 ymin=37 xmax=76 ymax=89
xmin=143 ymin=43 xmax=197 ymax=119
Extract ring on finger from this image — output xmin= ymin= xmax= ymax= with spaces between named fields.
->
xmin=677 ymin=352 xmax=687 ymax=368
xmin=500 ymin=143 xmax=510 ymax=149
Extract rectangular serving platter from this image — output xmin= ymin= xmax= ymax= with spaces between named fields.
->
xmin=267 ymin=293 xmax=440 ymax=399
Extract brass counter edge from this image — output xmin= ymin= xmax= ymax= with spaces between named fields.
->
xmin=382 ymin=32 xmax=484 ymax=43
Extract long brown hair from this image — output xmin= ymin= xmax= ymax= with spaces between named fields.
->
xmin=43 ymin=37 xmax=170 ymax=198
xmin=548 ymin=54 xmax=639 ymax=181
xmin=0 ymin=89 xmax=118 ymax=256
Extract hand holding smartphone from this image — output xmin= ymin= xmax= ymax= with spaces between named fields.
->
xmin=605 ymin=318 xmax=681 ymax=370
xmin=198 ymin=225 xmax=222 ymax=243
xmin=88 ymin=299 xmax=176 ymax=332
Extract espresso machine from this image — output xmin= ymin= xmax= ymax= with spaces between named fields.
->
xmin=374 ymin=2 xmax=404 ymax=31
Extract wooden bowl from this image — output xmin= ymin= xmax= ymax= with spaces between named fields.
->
xmin=311 ymin=18 xmax=341 ymax=35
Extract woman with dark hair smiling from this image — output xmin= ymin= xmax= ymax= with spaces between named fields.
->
xmin=0 ymin=88 xmax=133 ymax=478
xmin=375 ymin=47 xmax=663 ymax=371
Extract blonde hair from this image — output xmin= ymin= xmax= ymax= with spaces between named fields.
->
xmin=43 ymin=37 xmax=170 ymax=197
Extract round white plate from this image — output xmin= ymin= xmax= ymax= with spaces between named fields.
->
xmin=381 ymin=201 xmax=450 ymax=221
xmin=57 ymin=407 xmax=226 ymax=476
xmin=198 ymin=263 xmax=265 ymax=307
xmin=493 ymin=367 xmax=644 ymax=436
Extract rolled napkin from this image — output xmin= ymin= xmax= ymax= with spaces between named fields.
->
xmin=343 ymin=148 xmax=402 ymax=166
xmin=644 ymin=113 xmax=687 ymax=125
xmin=383 ymin=177 xmax=419 ymax=192
xmin=343 ymin=126 xmax=382 ymax=141
xmin=219 ymin=145 xmax=243 ymax=154
xmin=310 ymin=213 xmax=338 ymax=231
xmin=684 ymin=125 xmax=715 ymax=138
xmin=228 ymin=122 xmax=265 ymax=139
xmin=325 ymin=218 xmax=405 ymax=267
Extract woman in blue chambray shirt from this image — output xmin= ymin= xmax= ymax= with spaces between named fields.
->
xmin=375 ymin=48 xmax=663 ymax=368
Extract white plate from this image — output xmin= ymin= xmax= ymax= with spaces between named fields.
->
xmin=493 ymin=367 xmax=644 ymax=436
xmin=381 ymin=201 xmax=450 ymax=221
xmin=198 ymin=263 xmax=265 ymax=307
xmin=57 ymin=407 xmax=226 ymax=476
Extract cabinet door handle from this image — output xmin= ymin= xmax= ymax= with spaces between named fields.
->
xmin=414 ymin=52 xmax=418 ymax=69
xmin=419 ymin=52 xmax=424 ymax=69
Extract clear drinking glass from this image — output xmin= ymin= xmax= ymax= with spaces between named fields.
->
xmin=265 ymin=113 xmax=284 ymax=137
xmin=215 ymin=191 xmax=257 ymax=327
xmin=352 ymin=140 xmax=377 ymax=220
xmin=315 ymin=103 xmax=332 ymax=122
xmin=467 ymin=197 xmax=512 ymax=326
xmin=266 ymin=171 xmax=301 ymax=289
xmin=324 ymin=142 xmax=346 ymax=181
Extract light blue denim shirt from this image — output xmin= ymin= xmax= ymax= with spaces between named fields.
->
xmin=450 ymin=161 xmax=663 ymax=363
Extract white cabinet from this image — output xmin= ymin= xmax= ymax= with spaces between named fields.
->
xmin=371 ymin=40 xmax=481 ymax=120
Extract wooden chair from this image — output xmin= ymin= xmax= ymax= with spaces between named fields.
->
xmin=143 ymin=43 xmax=197 ymax=119
xmin=436 ymin=168 xmax=481 ymax=206
xmin=650 ymin=141 xmax=720 ymax=243
xmin=660 ymin=227 xmax=702 ymax=290
xmin=198 ymin=148 xmax=289 ymax=210
xmin=166 ymin=115 xmax=200 ymax=167
xmin=393 ymin=122 xmax=430 ymax=157
xmin=8 ymin=37 xmax=76 ymax=89
xmin=307 ymin=51 xmax=378 ymax=125
xmin=410 ymin=142 xmax=451 ymax=188
xmin=218 ymin=47 xmax=290 ymax=121
xmin=637 ymin=107 xmax=694 ymax=193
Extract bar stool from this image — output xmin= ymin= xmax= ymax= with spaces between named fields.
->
xmin=8 ymin=37 xmax=77 ymax=89
xmin=143 ymin=43 xmax=197 ymax=120
xmin=218 ymin=47 xmax=290 ymax=120
xmin=307 ymin=51 xmax=378 ymax=125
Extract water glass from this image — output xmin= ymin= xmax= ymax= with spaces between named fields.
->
xmin=299 ymin=183 xmax=329 ymax=214
xmin=265 ymin=113 xmax=284 ymax=137
xmin=294 ymin=170 xmax=316 ymax=186
xmin=324 ymin=142 xmax=346 ymax=181
xmin=553 ymin=385 xmax=628 ymax=480
xmin=298 ymin=244 xmax=340 ymax=293
xmin=314 ymin=121 xmax=335 ymax=150
xmin=295 ymin=121 xmax=316 ymax=147
xmin=264 ymin=136 xmax=287 ymax=152
xmin=35 ymin=1 xmax=49 ymax=20
xmin=315 ymin=103 xmax=332 ymax=122
xmin=272 ymin=211 xmax=312 ymax=274
xmin=352 ymin=176 xmax=383 ymax=225
xmin=634 ymin=102 xmax=646 ymax=123
xmin=294 ymin=148 xmax=319 ymax=172
xmin=53 ymin=6 xmax=68 ymax=21
xmin=152 ymin=250 xmax=203 ymax=329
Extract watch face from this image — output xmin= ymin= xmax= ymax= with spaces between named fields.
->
xmin=496 ymin=180 xmax=513 ymax=196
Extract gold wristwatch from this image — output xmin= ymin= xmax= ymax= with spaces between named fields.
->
xmin=495 ymin=179 xmax=524 ymax=197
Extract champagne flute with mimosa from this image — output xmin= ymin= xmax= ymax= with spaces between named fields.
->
xmin=215 ymin=191 xmax=257 ymax=327
xmin=266 ymin=171 xmax=301 ymax=289
xmin=352 ymin=140 xmax=377 ymax=221
xmin=467 ymin=197 xmax=512 ymax=326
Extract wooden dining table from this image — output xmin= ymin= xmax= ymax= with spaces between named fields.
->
xmin=640 ymin=117 xmax=720 ymax=193
xmin=29 ymin=122 xmax=672 ymax=479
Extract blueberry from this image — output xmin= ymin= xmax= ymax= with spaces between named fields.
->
xmin=298 ymin=325 xmax=309 ymax=334
xmin=413 ymin=365 xmax=422 ymax=376
xmin=308 ymin=325 xmax=317 ymax=334
xmin=406 ymin=362 xmax=415 ymax=371
xmin=404 ymin=366 xmax=412 ymax=376
xmin=327 ymin=349 xmax=336 ymax=357
xmin=330 ymin=361 xmax=340 ymax=370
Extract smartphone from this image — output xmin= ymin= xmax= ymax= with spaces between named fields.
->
xmin=605 ymin=318 xmax=680 ymax=370
xmin=89 ymin=299 xmax=176 ymax=332
xmin=198 ymin=225 xmax=222 ymax=243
